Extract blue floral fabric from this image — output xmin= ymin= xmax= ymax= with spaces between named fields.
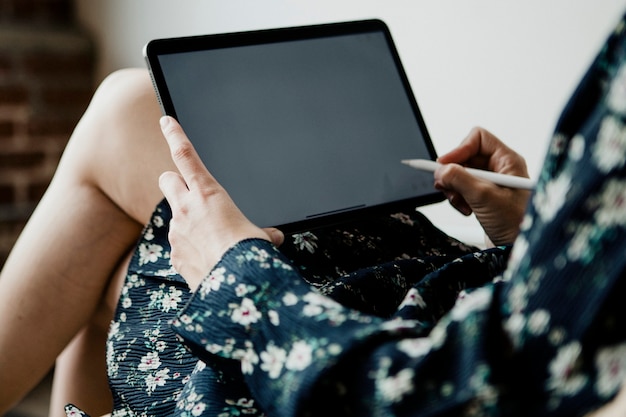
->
xmin=67 ymin=12 xmax=626 ymax=417
xmin=66 ymin=201 xmax=501 ymax=417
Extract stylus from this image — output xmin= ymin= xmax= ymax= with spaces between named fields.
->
xmin=401 ymin=158 xmax=536 ymax=190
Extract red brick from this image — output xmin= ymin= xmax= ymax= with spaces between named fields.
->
xmin=27 ymin=181 xmax=50 ymax=202
xmin=22 ymin=51 xmax=93 ymax=79
xmin=0 ymin=0 xmax=93 ymax=269
xmin=0 ymin=120 xmax=15 ymax=138
xmin=40 ymin=85 xmax=93 ymax=110
xmin=4 ymin=0 xmax=73 ymax=26
xmin=0 ymin=84 xmax=29 ymax=105
xmin=0 ymin=184 xmax=15 ymax=204
xmin=0 ymin=151 xmax=46 ymax=169
xmin=26 ymin=115 xmax=78 ymax=137
xmin=0 ymin=56 xmax=14 ymax=78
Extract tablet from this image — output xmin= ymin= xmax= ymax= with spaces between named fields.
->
xmin=144 ymin=19 xmax=443 ymax=233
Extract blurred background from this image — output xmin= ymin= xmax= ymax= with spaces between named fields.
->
xmin=2 ymin=0 xmax=626 ymax=415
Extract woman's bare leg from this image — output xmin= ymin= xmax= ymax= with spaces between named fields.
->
xmin=48 ymin=251 xmax=133 ymax=417
xmin=0 ymin=68 xmax=174 ymax=415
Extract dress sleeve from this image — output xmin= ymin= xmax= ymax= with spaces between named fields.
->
xmin=171 ymin=14 xmax=626 ymax=416
xmin=171 ymin=238 xmax=512 ymax=417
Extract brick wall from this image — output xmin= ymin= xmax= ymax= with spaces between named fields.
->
xmin=0 ymin=0 xmax=95 ymax=267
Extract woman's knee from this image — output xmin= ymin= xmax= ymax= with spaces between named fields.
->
xmin=62 ymin=68 xmax=174 ymax=224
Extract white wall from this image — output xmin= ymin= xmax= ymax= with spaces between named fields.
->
xmin=75 ymin=0 xmax=626 ymax=246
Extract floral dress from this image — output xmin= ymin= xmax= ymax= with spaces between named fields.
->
xmin=66 ymin=200 xmax=499 ymax=417
xmin=67 ymin=12 xmax=626 ymax=417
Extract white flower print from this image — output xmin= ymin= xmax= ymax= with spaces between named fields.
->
xmin=377 ymin=368 xmax=415 ymax=403
xmin=397 ymin=338 xmax=432 ymax=358
xmin=503 ymin=313 xmax=525 ymax=347
xmin=292 ymin=231 xmax=318 ymax=253
xmin=390 ymin=212 xmax=414 ymax=226
xmin=546 ymin=341 xmax=587 ymax=396
xmin=153 ymin=215 xmax=164 ymax=228
xmin=507 ymin=282 xmax=529 ymax=313
xmin=548 ymin=327 xmax=567 ymax=346
xmin=223 ymin=397 xmax=259 ymax=415
xmin=567 ymin=223 xmax=595 ymax=262
xmin=206 ymin=343 xmax=222 ymax=354
xmin=161 ymin=286 xmax=183 ymax=312
xmin=268 ymin=309 xmax=280 ymax=326
xmin=195 ymin=361 xmax=206 ymax=374
xmin=593 ymin=116 xmax=626 ymax=172
xmin=504 ymin=235 xmax=529 ymax=278
xmin=569 ymin=134 xmax=586 ymax=161
xmin=285 ymin=340 xmax=313 ymax=371
xmin=594 ymin=178 xmax=626 ymax=227
xmin=282 ymin=292 xmax=299 ymax=306
xmin=328 ymin=343 xmax=342 ymax=356
xmin=199 ymin=266 xmax=226 ymax=296
xmin=468 ymin=364 xmax=498 ymax=407
xmin=138 ymin=351 xmax=161 ymax=372
xmin=428 ymin=321 xmax=448 ymax=349
xmin=65 ymin=405 xmax=83 ymax=417
xmin=191 ymin=402 xmax=206 ymax=416
xmin=260 ymin=343 xmax=286 ymax=379
xmin=398 ymin=288 xmax=427 ymax=310
xmin=226 ymin=273 xmax=236 ymax=285
xmin=106 ymin=343 xmax=119 ymax=378
xmin=519 ymin=213 xmax=533 ymax=232
xmin=231 ymin=297 xmax=261 ymax=326
xmin=533 ymin=173 xmax=571 ymax=223
xmin=245 ymin=246 xmax=273 ymax=268
xmin=595 ymin=343 xmax=626 ymax=398
xmin=126 ymin=274 xmax=144 ymax=288
xmin=526 ymin=309 xmax=550 ymax=336
xmin=549 ymin=133 xmax=569 ymax=157
xmin=301 ymin=291 xmax=343 ymax=315
xmin=607 ymin=63 xmax=626 ymax=115
xmin=379 ymin=319 xmax=415 ymax=333
xmin=450 ymin=287 xmax=492 ymax=321
xmin=234 ymin=398 xmax=255 ymax=408
xmin=138 ymin=243 xmax=163 ymax=266
xmin=108 ymin=321 xmax=120 ymax=337
xmin=143 ymin=226 xmax=155 ymax=241
xmin=239 ymin=346 xmax=260 ymax=375
xmin=145 ymin=368 xmax=170 ymax=393
xmin=235 ymin=283 xmax=249 ymax=297
xmin=185 ymin=390 xmax=201 ymax=404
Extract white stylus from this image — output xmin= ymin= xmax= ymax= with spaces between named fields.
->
xmin=401 ymin=158 xmax=535 ymax=190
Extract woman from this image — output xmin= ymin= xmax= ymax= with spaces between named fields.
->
xmin=1 ymin=12 xmax=625 ymax=417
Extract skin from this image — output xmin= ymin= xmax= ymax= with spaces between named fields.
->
xmin=0 ymin=68 xmax=175 ymax=417
xmin=0 ymin=67 xmax=621 ymax=417
xmin=434 ymin=127 xmax=531 ymax=247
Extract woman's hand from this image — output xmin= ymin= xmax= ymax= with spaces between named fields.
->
xmin=158 ymin=116 xmax=284 ymax=291
xmin=434 ymin=127 xmax=531 ymax=246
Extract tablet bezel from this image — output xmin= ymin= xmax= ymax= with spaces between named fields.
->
xmin=144 ymin=19 xmax=444 ymax=233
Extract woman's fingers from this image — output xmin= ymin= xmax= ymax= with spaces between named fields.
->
xmin=159 ymin=116 xmax=215 ymax=191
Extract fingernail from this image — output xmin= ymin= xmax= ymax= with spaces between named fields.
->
xmin=159 ymin=116 xmax=170 ymax=130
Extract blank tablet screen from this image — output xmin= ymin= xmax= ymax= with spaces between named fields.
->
xmin=145 ymin=20 xmax=441 ymax=231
